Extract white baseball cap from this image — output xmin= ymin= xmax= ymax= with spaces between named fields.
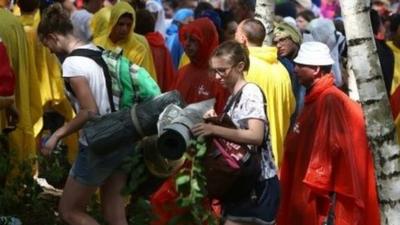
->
xmin=294 ymin=41 xmax=334 ymax=66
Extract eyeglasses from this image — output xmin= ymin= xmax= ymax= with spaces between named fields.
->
xmin=208 ymin=66 xmax=234 ymax=76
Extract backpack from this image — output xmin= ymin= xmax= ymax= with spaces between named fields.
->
xmin=67 ymin=47 xmax=160 ymax=111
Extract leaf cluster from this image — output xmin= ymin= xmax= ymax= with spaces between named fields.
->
xmin=170 ymin=138 xmax=218 ymax=225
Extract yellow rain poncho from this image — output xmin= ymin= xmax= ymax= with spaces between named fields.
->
xmin=0 ymin=9 xmax=42 ymax=162
xmin=92 ymin=2 xmax=157 ymax=81
xmin=19 ymin=11 xmax=78 ymax=162
xmin=246 ymin=46 xmax=295 ymax=168
xmin=178 ymin=52 xmax=190 ymax=69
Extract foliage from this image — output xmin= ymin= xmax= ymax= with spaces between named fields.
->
xmin=170 ymin=138 xmax=218 ymax=225
xmin=37 ymin=142 xmax=70 ymax=189
xmin=120 ymin=148 xmax=149 ymax=196
xmin=0 ymin=156 xmax=63 ymax=225
xmin=0 ymin=134 xmax=102 ymax=225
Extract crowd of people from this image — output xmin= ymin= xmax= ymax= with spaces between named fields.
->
xmin=1 ymin=0 xmax=400 ymax=224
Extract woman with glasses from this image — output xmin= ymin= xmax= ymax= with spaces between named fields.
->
xmin=192 ymin=40 xmax=280 ymax=225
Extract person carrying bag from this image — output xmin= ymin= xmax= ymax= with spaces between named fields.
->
xmin=191 ymin=40 xmax=280 ymax=225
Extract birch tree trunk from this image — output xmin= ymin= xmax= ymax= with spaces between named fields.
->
xmin=339 ymin=0 xmax=400 ymax=224
xmin=255 ymin=0 xmax=275 ymax=46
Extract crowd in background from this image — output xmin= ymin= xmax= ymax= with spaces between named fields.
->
xmin=1 ymin=0 xmax=400 ymax=224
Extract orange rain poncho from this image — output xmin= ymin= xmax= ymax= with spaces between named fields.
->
xmin=278 ymin=75 xmax=380 ymax=225
xmin=93 ymin=2 xmax=157 ymax=81
xmin=174 ymin=18 xmax=228 ymax=113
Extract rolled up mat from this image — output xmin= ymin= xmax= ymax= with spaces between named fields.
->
xmin=83 ymin=91 xmax=185 ymax=155
xmin=158 ymin=98 xmax=216 ymax=160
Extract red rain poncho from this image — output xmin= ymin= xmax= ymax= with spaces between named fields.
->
xmin=173 ymin=18 xmax=228 ymax=113
xmin=145 ymin=31 xmax=176 ymax=92
xmin=0 ymin=40 xmax=15 ymax=100
xmin=277 ymin=75 xmax=380 ymax=225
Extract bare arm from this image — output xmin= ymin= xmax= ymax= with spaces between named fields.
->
xmin=41 ymin=76 xmax=98 ymax=155
xmin=191 ymin=118 xmax=265 ymax=146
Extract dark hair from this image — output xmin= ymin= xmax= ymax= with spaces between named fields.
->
xmin=194 ymin=1 xmax=213 ymax=18
xmin=134 ymin=9 xmax=155 ymax=35
xmin=37 ymin=3 xmax=73 ymax=40
xmin=296 ymin=9 xmax=316 ymax=22
xmin=370 ymin=9 xmax=381 ymax=35
xmin=275 ymin=1 xmax=297 ymax=19
xmin=241 ymin=18 xmax=266 ymax=46
xmin=390 ymin=13 xmax=400 ymax=33
xmin=320 ymin=65 xmax=332 ymax=74
xmin=238 ymin=0 xmax=256 ymax=12
xmin=217 ymin=9 xmax=235 ymax=30
xmin=211 ymin=40 xmax=250 ymax=72
xmin=17 ymin=0 xmax=39 ymax=13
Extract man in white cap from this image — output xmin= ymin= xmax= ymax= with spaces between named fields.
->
xmin=277 ymin=42 xmax=381 ymax=225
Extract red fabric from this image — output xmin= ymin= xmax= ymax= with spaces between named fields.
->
xmin=0 ymin=42 xmax=15 ymax=97
xmin=390 ymin=86 xmax=400 ymax=119
xmin=150 ymin=178 xmax=187 ymax=225
xmin=179 ymin=18 xmax=219 ymax=68
xmin=174 ymin=64 xmax=228 ymax=113
xmin=175 ymin=18 xmax=228 ymax=113
xmin=150 ymin=176 xmax=220 ymax=225
xmin=277 ymin=75 xmax=381 ymax=225
xmin=145 ymin=32 xmax=176 ymax=92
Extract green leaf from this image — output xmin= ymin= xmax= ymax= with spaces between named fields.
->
xmin=195 ymin=145 xmax=207 ymax=157
xmin=175 ymin=175 xmax=190 ymax=186
xmin=191 ymin=179 xmax=200 ymax=191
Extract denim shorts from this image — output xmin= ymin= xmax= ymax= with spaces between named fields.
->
xmin=69 ymin=143 xmax=134 ymax=187
xmin=222 ymin=176 xmax=280 ymax=225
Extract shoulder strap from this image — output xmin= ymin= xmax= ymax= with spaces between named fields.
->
xmin=224 ymin=83 xmax=267 ymax=114
xmin=223 ymin=83 xmax=247 ymax=113
xmin=68 ymin=48 xmax=116 ymax=112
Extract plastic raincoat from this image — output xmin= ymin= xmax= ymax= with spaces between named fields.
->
xmin=174 ymin=18 xmax=228 ymax=113
xmin=387 ymin=41 xmax=400 ymax=144
xmin=0 ymin=38 xmax=15 ymax=109
xmin=145 ymin=31 xmax=176 ymax=92
xmin=150 ymin=18 xmax=228 ymax=224
xmin=93 ymin=2 xmax=157 ymax=81
xmin=278 ymin=75 xmax=380 ymax=225
xmin=0 ymin=9 xmax=42 ymax=161
xmin=165 ymin=8 xmax=193 ymax=69
xmin=247 ymin=46 xmax=295 ymax=168
xmin=19 ymin=11 xmax=78 ymax=162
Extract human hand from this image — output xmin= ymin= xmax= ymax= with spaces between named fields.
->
xmin=191 ymin=123 xmax=214 ymax=137
xmin=5 ymin=105 xmax=19 ymax=127
xmin=40 ymin=134 xmax=59 ymax=156
xmin=203 ymin=109 xmax=217 ymax=119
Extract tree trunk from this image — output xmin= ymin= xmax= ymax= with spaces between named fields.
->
xmin=255 ymin=0 xmax=275 ymax=46
xmin=339 ymin=0 xmax=400 ymax=224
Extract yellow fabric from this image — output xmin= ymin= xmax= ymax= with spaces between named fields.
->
xmin=19 ymin=11 xmax=78 ymax=162
xmin=90 ymin=6 xmax=112 ymax=39
xmin=133 ymin=33 xmax=157 ymax=77
xmin=387 ymin=41 xmax=400 ymax=144
xmin=0 ymin=9 xmax=42 ymax=162
xmin=178 ymin=52 xmax=190 ymax=69
xmin=92 ymin=2 xmax=157 ymax=81
xmin=246 ymin=46 xmax=296 ymax=168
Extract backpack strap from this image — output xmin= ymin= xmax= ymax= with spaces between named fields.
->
xmin=68 ymin=48 xmax=116 ymax=112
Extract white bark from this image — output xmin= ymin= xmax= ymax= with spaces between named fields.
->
xmin=339 ymin=0 xmax=400 ymax=224
xmin=255 ymin=0 xmax=275 ymax=46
